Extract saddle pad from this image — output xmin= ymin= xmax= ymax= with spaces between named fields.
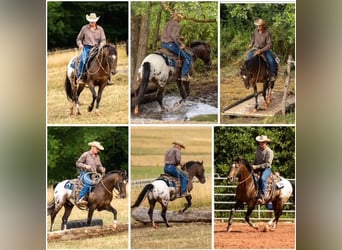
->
xmin=153 ymin=52 xmax=176 ymax=67
xmin=156 ymin=175 xmax=177 ymax=187
xmin=64 ymin=181 xmax=74 ymax=190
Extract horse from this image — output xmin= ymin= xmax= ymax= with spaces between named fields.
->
xmin=131 ymin=161 xmax=206 ymax=228
xmin=47 ymin=170 xmax=128 ymax=231
xmin=132 ymin=41 xmax=212 ymax=115
xmin=64 ymin=43 xmax=118 ymax=116
xmin=240 ymin=51 xmax=277 ymax=111
xmin=226 ymin=158 xmax=293 ymax=232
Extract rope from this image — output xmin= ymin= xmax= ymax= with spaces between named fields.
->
xmin=80 ymin=172 xmax=102 ymax=186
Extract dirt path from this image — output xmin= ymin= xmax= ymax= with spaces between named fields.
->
xmin=215 ymin=222 xmax=295 ymax=249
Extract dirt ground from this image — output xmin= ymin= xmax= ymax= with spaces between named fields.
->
xmin=214 ymin=222 xmax=295 ymax=249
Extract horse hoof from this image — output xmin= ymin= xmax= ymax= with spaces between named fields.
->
xmin=253 ymin=108 xmax=258 ymax=113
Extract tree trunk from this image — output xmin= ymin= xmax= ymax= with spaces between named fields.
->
xmin=131 ymin=207 xmax=211 ymax=223
xmin=152 ymin=3 xmax=163 ymax=51
xmin=130 ymin=14 xmax=140 ymax=86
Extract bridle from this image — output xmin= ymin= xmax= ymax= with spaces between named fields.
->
xmin=231 ymin=162 xmax=253 ymax=185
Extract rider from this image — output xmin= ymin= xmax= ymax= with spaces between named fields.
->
xmin=76 ymin=13 xmax=113 ymax=85
xmin=161 ymin=12 xmax=192 ymax=82
xmin=247 ymin=18 xmax=277 ymax=82
xmin=252 ymin=135 xmax=274 ymax=205
xmin=76 ymin=141 xmax=106 ymax=205
xmin=164 ymin=141 xmax=188 ymax=197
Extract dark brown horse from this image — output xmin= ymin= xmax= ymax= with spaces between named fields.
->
xmin=240 ymin=51 xmax=277 ymax=111
xmin=65 ymin=44 xmax=118 ymax=115
xmin=131 ymin=161 xmax=206 ymax=228
xmin=226 ymin=158 xmax=292 ymax=231
xmin=47 ymin=170 xmax=127 ymax=231
xmin=132 ymin=41 xmax=212 ymax=115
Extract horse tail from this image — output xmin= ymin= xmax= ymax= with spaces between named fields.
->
xmin=64 ymin=72 xmax=74 ymax=101
xmin=131 ymin=183 xmax=154 ymax=208
xmin=47 ymin=182 xmax=58 ymax=215
xmin=134 ymin=62 xmax=150 ymax=107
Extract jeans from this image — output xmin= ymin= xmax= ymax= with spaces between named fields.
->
xmin=78 ymin=171 xmax=91 ymax=200
xmin=78 ymin=45 xmax=93 ymax=78
xmin=164 ymin=164 xmax=188 ymax=193
xmin=162 ymin=42 xmax=192 ymax=77
xmin=248 ymin=49 xmax=276 ymax=76
xmin=260 ymin=167 xmax=272 ymax=196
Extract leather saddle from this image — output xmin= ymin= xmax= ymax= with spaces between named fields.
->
xmin=157 ymin=173 xmax=183 ymax=200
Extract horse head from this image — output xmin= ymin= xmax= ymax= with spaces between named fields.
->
xmin=185 ymin=160 xmax=206 ymax=184
xmin=116 ymin=170 xmax=128 ymax=198
xmin=240 ymin=63 xmax=252 ymax=89
xmin=189 ymin=41 xmax=212 ymax=66
xmin=227 ymin=160 xmax=240 ymax=182
xmin=103 ymin=44 xmax=118 ymax=76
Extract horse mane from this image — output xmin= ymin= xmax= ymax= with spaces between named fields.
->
xmin=235 ymin=158 xmax=253 ymax=173
xmin=183 ymin=160 xmax=203 ymax=169
xmin=189 ymin=41 xmax=208 ymax=48
xmin=104 ymin=169 xmax=122 ymax=176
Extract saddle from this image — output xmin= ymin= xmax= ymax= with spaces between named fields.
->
xmin=154 ymin=48 xmax=182 ymax=68
xmin=253 ymin=171 xmax=284 ymax=201
xmin=157 ymin=173 xmax=184 ymax=200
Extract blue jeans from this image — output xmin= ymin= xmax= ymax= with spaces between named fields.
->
xmin=162 ymin=42 xmax=192 ymax=77
xmin=78 ymin=45 xmax=93 ymax=78
xmin=248 ymin=49 xmax=276 ymax=76
xmin=78 ymin=171 xmax=91 ymax=200
xmin=260 ymin=167 xmax=272 ymax=196
xmin=164 ymin=164 xmax=188 ymax=193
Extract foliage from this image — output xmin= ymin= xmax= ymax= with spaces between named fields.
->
xmin=47 ymin=127 xmax=128 ymax=184
xmin=131 ymin=1 xmax=218 ymax=59
xmin=220 ymin=3 xmax=295 ymax=66
xmin=214 ymin=126 xmax=295 ymax=178
xmin=47 ymin=2 xmax=128 ymax=50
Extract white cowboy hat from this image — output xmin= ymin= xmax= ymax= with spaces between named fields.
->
xmin=172 ymin=141 xmax=186 ymax=149
xmin=255 ymin=135 xmax=271 ymax=142
xmin=88 ymin=141 xmax=104 ymax=150
xmin=254 ymin=18 xmax=267 ymax=27
xmin=86 ymin=13 xmax=100 ymax=23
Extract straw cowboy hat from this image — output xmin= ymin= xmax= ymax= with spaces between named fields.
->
xmin=254 ymin=18 xmax=267 ymax=27
xmin=255 ymin=135 xmax=271 ymax=142
xmin=88 ymin=141 xmax=104 ymax=150
xmin=173 ymin=12 xmax=184 ymax=20
xmin=172 ymin=141 xmax=186 ymax=149
xmin=86 ymin=13 xmax=100 ymax=23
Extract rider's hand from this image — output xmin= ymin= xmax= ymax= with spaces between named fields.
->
xmin=252 ymin=165 xmax=258 ymax=170
xmin=85 ymin=165 xmax=92 ymax=171
xmin=256 ymin=49 xmax=262 ymax=55
xmin=180 ymin=44 xmax=185 ymax=50
xmin=78 ymin=45 xmax=83 ymax=51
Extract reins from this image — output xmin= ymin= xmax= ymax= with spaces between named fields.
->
xmin=85 ymin=47 xmax=113 ymax=76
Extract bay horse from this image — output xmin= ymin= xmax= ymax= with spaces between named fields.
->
xmin=64 ymin=43 xmax=118 ymax=115
xmin=131 ymin=161 xmax=206 ymax=228
xmin=226 ymin=158 xmax=292 ymax=231
xmin=132 ymin=41 xmax=212 ymax=115
xmin=47 ymin=170 xmax=127 ymax=231
xmin=240 ymin=50 xmax=277 ymax=111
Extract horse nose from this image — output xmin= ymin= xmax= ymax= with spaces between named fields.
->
xmin=120 ymin=193 xmax=126 ymax=198
xmin=111 ymin=70 xmax=117 ymax=75
xmin=228 ymin=176 xmax=234 ymax=182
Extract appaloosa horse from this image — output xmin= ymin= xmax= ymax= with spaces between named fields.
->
xmin=132 ymin=41 xmax=212 ymax=115
xmin=65 ymin=44 xmax=118 ymax=115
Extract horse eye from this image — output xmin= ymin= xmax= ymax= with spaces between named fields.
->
xmin=242 ymin=75 xmax=247 ymax=79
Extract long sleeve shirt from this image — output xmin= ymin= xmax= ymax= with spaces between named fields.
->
xmin=253 ymin=146 xmax=273 ymax=169
xmin=250 ymin=28 xmax=272 ymax=52
xmin=164 ymin=146 xmax=182 ymax=165
xmin=76 ymin=150 xmax=104 ymax=172
xmin=76 ymin=24 xmax=106 ymax=48
xmin=161 ymin=20 xmax=182 ymax=46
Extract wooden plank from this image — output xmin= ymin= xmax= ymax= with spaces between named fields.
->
xmin=222 ymin=91 xmax=295 ymax=118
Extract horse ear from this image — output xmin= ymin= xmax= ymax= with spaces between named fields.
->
xmin=201 ymin=160 xmax=203 ymax=165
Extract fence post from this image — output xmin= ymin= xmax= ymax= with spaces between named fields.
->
xmin=282 ymin=55 xmax=293 ymax=115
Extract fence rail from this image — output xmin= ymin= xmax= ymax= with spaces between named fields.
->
xmin=214 ymin=175 xmax=295 ymax=222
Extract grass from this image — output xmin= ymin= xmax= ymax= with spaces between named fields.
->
xmin=47 ymin=186 xmax=129 ymax=249
xmin=47 ymin=45 xmax=128 ymax=124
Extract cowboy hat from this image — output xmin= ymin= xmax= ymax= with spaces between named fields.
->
xmin=86 ymin=13 xmax=100 ymax=23
xmin=254 ymin=18 xmax=267 ymax=27
xmin=255 ymin=135 xmax=271 ymax=142
xmin=172 ymin=141 xmax=186 ymax=149
xmin=173 ymin=12 xmax=184 ymax=20
xmin=88 ymin=141 xmax=104 ymax=150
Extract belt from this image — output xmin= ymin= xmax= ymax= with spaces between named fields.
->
xmin=165 ymin=163 xmax=176 ymax=165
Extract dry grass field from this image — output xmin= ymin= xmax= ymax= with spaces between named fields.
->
xmin=130 ymin=126 xmax=212 ymax=249
xmin=46 ymin=185 xmax=129 ymax=249
xmin=47 ymin=45 xmax=128 ymax=124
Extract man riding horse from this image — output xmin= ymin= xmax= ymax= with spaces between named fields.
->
xmin=161 ymin=12 xmax=192 ymax=82
xmin=247 ymin=18 xmax=277 ymax=82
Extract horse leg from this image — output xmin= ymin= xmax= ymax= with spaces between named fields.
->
xmin=227 ymin=200 xmax=242 ymax=232
xmin=105 ymin=205 xmax=118 ymax=229
xmin=87 ymin=82 xmax=97 ymax=112
xmin=75 ymin=84 xmax=85 ymax=115
xmin=271 ymin=201 xmax=283 ymax=230
xmin=61 ymin=203 xmax=73 ymax=230
xmin=86 ymin=209 xmax=95 ymax=226
xmin=160 ymin=204 xmax=171 ymax=228
xmin=148 ymin=199 xmax=157 ymax=228
xmin=245 ymin=203 xmax=258 ymax=229
xmin=180 ymin=194 xmax=192 ymax=213
xmin=156 ymin=87 xmax=167 ymax=111
xmin=94 ymin=85 xmax=105 ymax=115
xmin=49 ymin=205 xmax=62 ymax=232
xmin=253 ymin=84 xmax=259 ymax=112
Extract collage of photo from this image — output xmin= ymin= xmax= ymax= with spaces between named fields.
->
xmin=47 ymin=1 xmax=296 ymax=249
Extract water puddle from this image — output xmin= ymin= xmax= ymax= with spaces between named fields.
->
xmin=131 ymin=96 xmax=218 ymax=123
